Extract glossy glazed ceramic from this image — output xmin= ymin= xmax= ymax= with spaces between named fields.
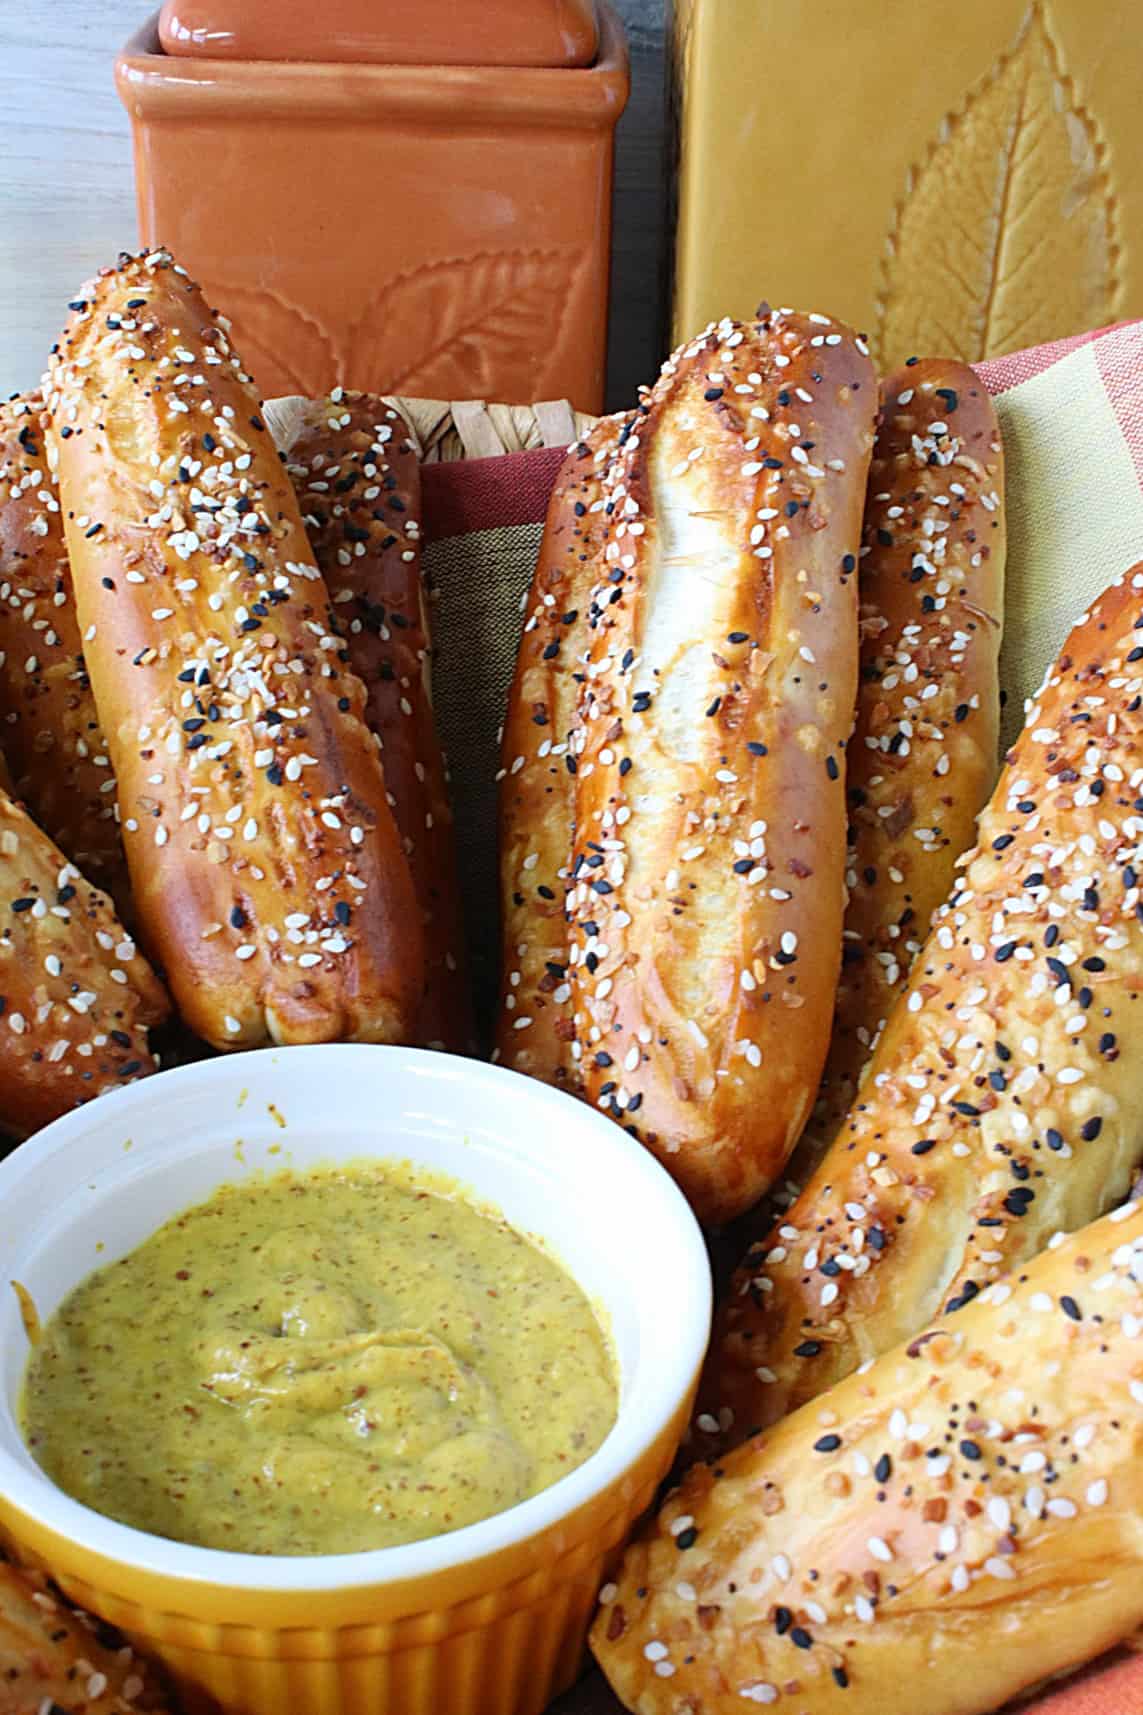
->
xmin=116 ymin=9 xmax=628 ymax=410
xmin=0 ymin=1046 xmax=711 ymax=1715
xmin=159 ymin=0 xmax=600 ymax=68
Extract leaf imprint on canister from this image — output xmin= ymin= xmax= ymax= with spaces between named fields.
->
xmin=875 ymin=2 xmax=1122 ymax=367
xmin=349 ymin=249 xmax=581 ymax=400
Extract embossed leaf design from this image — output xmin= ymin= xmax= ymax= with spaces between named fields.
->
xmin=197 ymin=281 xmax=341 ymax=399
xmin=876 ymin=4 xmax=1121 ymax=366
xmin=349 ymin=250 xmax=579 ymax=399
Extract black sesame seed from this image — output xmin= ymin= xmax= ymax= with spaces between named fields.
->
xmin=790 ymin=1627 xmax=813 ymax=1651
xmin=911 ymin=1139 xmax=936 ymax=1156
xmin=1060 ymin=1295 xmax=1082 ymax=1321
xmin=675 ymin=1527 xmax=698 ymax=1550
xmin=1046 ymin=1128 xmax=1064 ymax=1151
xmin=814 ymin=1434 xmax=841 ymax=1453
xmin=794 ymin=1340 xmax=822 ymax=1358
xmin=994 ymin=941 xmax=1016 ymax=962
xmin=747 ymin=741 xmax=769 ymax=756
xmin=959 ymin=1439 xmax=982 ymax=1461
xmin=874 ymin=1453 xmax=891 ymax=1483
xmin=10 ymin=897 xmax=35 ymax=913
xmin=826 ymin=754 xmax=839 ymax=780
xmin=229 ymin=905 xmax=248 ymax=930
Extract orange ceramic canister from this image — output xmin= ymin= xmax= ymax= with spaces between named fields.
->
xmin=116 ymin=1 xmax=628 ymax=410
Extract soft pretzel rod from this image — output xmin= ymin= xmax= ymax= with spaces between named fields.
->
xmin=0 ymin=1553 xmax=173 ymax=1712
xmin=693 ymin=563 xmax=1143 ymax=1452
xmin=808 ymin=358 xmax=1005 ymax=1145
xmin=567 ymin=311 xmax=877 ymax=1225
xmin=754 ymin=360 xmax=1005 ymax=1229
xmin=45 ymin=251 xmax=423 ymax=1050
xmin=494 ymin=414 xmax=628 ymax=1088
xmin=593 ymin=1196 xmax=1143 ymax=1715
xmin=277 ymin=390 xmax=474 ymax=1053
xmin=0 ymin=784 xmax=167 ymax=1136
xmin=0 ymin=393 xmax=126 ymax=905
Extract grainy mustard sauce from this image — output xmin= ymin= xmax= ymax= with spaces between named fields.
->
xmin=21 ymin=1162 xmax=617 ymax=1556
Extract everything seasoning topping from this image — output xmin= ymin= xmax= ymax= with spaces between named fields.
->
xmin=43 ymin=252 xmax=410 ymax=1041
xmin=593 ymin=1197 xmax=1143 ymax=1707
xmin=562 ymin=309 xmax=875 ymax=1220
xmin=0 ymin=791 xmax=165 ymax=1115
xmin=0 ymin=394 xmax=123 ymax=897
xmin=494 ymin=414 xmax=629 ymax=1084
xmin=695 ymin=563 xmax=1143 ymax=1463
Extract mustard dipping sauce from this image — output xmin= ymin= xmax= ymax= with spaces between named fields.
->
xmin=20 ymin=1163 xmax=618 ymax=1556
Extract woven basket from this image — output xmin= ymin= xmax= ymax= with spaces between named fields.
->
xmin=265 ymin=394 xmax=598 ymax=463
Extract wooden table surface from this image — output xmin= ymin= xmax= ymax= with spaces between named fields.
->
xmin=0 ymin=0 xmax=669 ymax=411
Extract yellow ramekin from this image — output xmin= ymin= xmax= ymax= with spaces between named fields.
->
xmin=0 ymin=1046 xmax=711 ymax=1715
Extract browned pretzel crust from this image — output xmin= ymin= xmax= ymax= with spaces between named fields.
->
xmin=594 ymin=1198 xmax=1143 ymax=1715
xmin=0 ymin=394 xmax=126 ymax=906
xmin=280 ymin=391 xmax=473 ymax=1053
xmin=0 ymin=785 xmax=167 ymax=1136
xmin=567 ymin=311 xmax=877 ymax=1225
xmin=495 ymin=415 xmax=627 ymax=1089
xmin=45 ymin=252 xmax=423 ymax=1050
xmin=696 ymin=564 xmax=1143 ymax=1450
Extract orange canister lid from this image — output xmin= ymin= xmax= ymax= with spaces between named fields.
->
xmin=157 ymin=0 xmax=601 ymax=67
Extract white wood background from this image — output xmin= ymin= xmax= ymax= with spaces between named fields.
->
xmin=0 ymin=0 xmax=668 ymax=408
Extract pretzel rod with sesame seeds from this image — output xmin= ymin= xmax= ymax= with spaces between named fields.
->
xmin=44 ymin=251 xmax=424 ymax=1052
xmin=0 ymin=1553 xmax=173 ymax=1712
xmin=773 ymin=361 xmax=1006 ymax=1203
xmin=592 ymin=1194 xmax=1143 ymax=1715
xmin=0 ymin=784 xmax=167 ymax=1137
xmin=691 ymin=564 xmax=1143 ymax=1456
xmin=567 ymin=311 xmax=877 ymax=1226
xmin=275 ymin=390 xmax=474 ymax=1055
xmin=494 ymin=414 xmax=628 ymax=1087
xmin=0 ymin=393 xmax=128 ymax=909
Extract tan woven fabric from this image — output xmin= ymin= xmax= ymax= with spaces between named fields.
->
xmin=992 ymin=341 xmax=1143 ymax=749
xmin=424 ymin=520 xmax=546 ymax=1020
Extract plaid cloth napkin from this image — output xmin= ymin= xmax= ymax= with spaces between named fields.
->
xmin=415 ymin=320 xmax=1143 ymax=1715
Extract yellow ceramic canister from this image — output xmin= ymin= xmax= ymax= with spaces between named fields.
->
xmin=672 ymin=0 xmax=1141 ymax=369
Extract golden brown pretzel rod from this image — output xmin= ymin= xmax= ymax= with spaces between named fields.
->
xmin=0 ymin=784 xmax=167 ymax=1137
xmin=567 ymin=310 xmax=877 ymax=1226
xmin=278 ymin=390 xmax=474 ymax=1054
xmin=593 ymin=1196 xmax=1143 ymax=1715
xmin=494 ymin=414 xmax=628 ymax=1088
xmin=45 ymin=251 xmax=423 ymax=1051
xmin=0 ymin=1553 xmax=173 ymax=1712
xmin=0 ymin=392 xmax=127 ymax=907
xmin=752 ymin=360 xmax=1005 ymax=1233
xmin=693 ymin=562 xmax=1143 ymax=1452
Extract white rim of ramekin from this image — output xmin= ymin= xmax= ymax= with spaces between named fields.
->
xmin=0 ymin=1046 xmax=712 ymax=1594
